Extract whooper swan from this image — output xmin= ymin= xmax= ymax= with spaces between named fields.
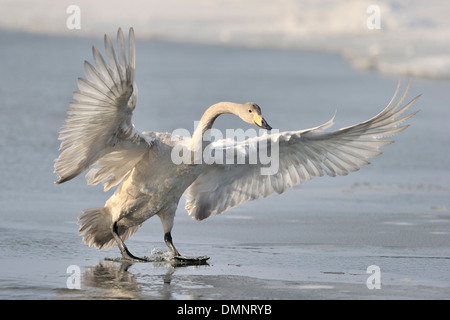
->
xmin=54 ymin=28 xmax=420 ymax=262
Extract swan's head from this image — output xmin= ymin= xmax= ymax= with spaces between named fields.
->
xmin=239 ymin=102 xmax=272 ymax=130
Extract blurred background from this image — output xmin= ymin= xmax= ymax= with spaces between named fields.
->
xmin=1 ymin=0 xmax=450 ymax=79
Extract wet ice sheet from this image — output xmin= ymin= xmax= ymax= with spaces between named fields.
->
xmin=1 ymin=182 xmax=449 ymax=299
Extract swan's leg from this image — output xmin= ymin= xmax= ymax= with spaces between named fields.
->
xmin=157 ymin=205 xmax=181 ymax=258
xmin=164 ymin=232 xmax=180 ymax=257
xmin=112 ymin=222 xmax=147 ymax=262
xmin=158 ymin=205 xmax=209 ymax=262
xmin=164 ymin=231 xmax=209 ymax=262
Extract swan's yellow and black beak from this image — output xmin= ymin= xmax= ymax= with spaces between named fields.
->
xmin=253 ymin=113 xmax=272 ymax=130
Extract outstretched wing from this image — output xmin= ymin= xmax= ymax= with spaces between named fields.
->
xmin=185 ymin=83 xmax=420 ymax=220
xmin=54 ymin=28 xmax=151 ymax=189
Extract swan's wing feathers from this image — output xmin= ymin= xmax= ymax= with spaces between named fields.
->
xmin=185 ymin=84 xmax=420 ymax=220
xmin=55 ymin=28 xmax=150 ymax=187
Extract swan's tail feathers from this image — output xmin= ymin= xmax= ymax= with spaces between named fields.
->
xmin=78 ymin=207 xmax=139 ymax=250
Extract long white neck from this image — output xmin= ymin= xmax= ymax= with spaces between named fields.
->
xmin=191 ymin=102 xmax=240 ymax=150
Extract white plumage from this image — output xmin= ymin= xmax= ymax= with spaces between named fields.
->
xmin=54 ymin=28 xmax=419 ymax=261
xmin=186 ymin=85 xmax=419 ymax=221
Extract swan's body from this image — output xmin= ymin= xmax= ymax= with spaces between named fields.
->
xmin=54 ymin=28 xmax=419 ymax=261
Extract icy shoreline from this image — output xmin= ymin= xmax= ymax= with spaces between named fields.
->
xmin=1 ymin=0 xmax=450 ymax=79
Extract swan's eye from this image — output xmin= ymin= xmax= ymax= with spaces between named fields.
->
xmin=248 ymin=109 xmax=252 ymax=113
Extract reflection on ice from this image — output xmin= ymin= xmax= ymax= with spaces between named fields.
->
xmin=72 ymin=255 xmax=210 ymax=300
xmin=82 ymin=262 xmax=141 ymax=299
